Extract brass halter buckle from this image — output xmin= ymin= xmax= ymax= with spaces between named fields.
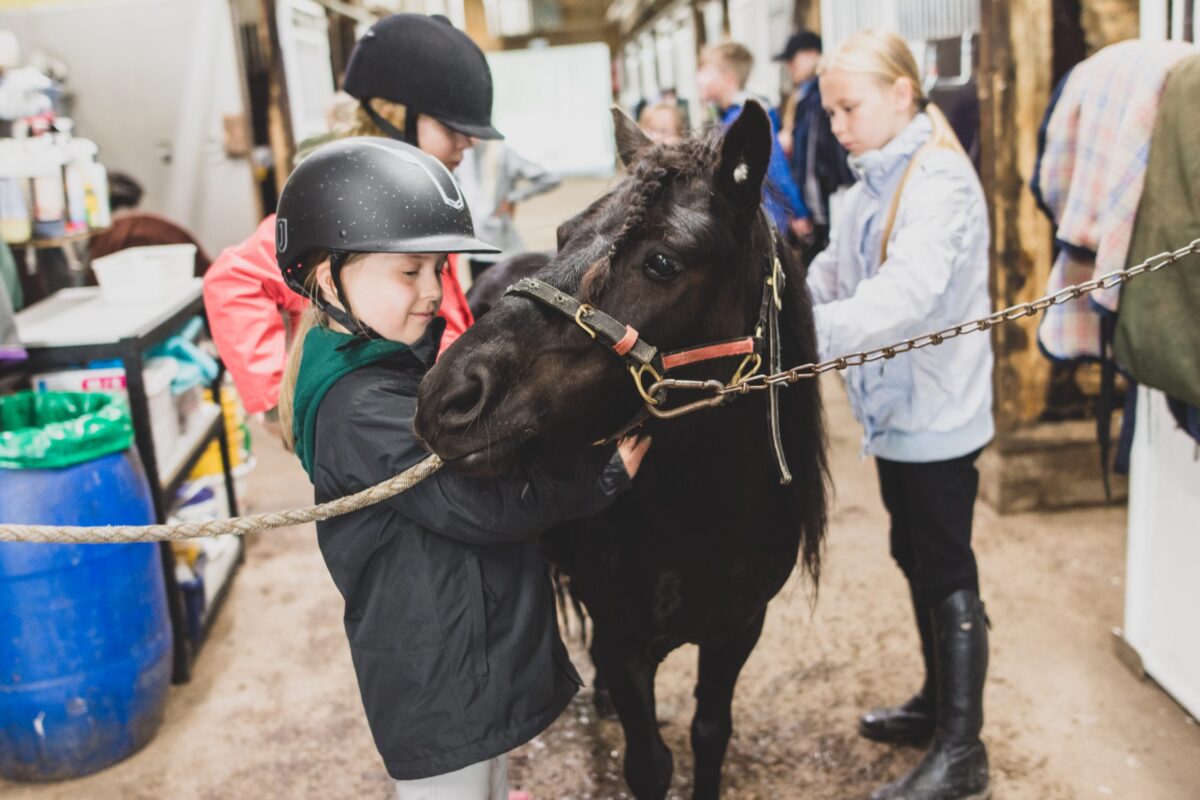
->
xmin=730 ymin=352 xmax=763 ymax=387
xmin=630 ymin=363 xmax=665 ymax=405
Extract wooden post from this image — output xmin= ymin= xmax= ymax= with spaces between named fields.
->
xmin=792 ymin=0 xmax=819 ymax=33
xmin=258 ymin=0 xmax=296 ymax=196
xmin=976 ymin=0 xmax=1128 ymax=512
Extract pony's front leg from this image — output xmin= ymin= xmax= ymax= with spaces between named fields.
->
xmin=594 ymin=634 xmax=673 ymax=800
xmin=589 ymin=637 xmax=619 ymax=719
xmin=690 ymin=609 xmax=767 ymax=800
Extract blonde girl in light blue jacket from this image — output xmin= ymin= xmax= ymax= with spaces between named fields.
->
xmin=809 ymin=29 xmax=993 ymax=800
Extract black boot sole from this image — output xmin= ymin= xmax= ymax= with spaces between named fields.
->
xmin=857 ymin=718 xmax=935 ymax=747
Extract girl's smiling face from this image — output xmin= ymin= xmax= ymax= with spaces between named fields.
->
xmin=316 ymin=252 xmax=446 ymax=345
xmin=819 ymin=67 xmax=917 ymax=157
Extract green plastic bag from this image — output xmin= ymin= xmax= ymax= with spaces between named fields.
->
xmin=0 ymin=391 xmax=133 ymax=470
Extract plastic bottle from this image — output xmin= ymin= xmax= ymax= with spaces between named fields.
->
xmin=84 ymin=153 xmax=112 ymax=231
xmin=29 ymin=138 xmax=67 ymax=240
xmin=0 ymin=141 xmax=32 ymax=244
xmin=0 ymin=179 xmax=30 ymax=244
xmin=63 ymin=139 xmax=96 ymax=234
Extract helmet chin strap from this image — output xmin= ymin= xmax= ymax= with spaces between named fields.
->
xmin=361 ymin=99 xmax=420 ymax=146
xmin=319 ymin=251 xmax=383 ymax=345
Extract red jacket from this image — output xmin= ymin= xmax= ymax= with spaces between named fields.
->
xmin=203 ymin=214 xmax=474 ymax=413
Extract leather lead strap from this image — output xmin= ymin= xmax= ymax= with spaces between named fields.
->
xmin=762 ymin=213 xmax=792 ymax=485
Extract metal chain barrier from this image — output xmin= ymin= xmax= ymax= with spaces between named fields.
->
xmin=1 ymin=237 xmax=1197 ymax=545
xmin=651 ymin=237 xmax=1200 ymax=404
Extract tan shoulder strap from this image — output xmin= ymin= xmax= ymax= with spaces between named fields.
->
xmin=878 ymin=139 xmax=937 ymax=264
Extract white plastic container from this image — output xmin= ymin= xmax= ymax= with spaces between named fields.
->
xmin=91 ymin=244 xmax=198 ymax=304
xmin=144 ymin=357 xmax=181 ymax=469
xmin=32 ymin=365 xmax=127 ymax=395
xmin=64 ymin=139 xmax=97 ymax=234
xmin=33 ymin=357 xmax=181 ymax=469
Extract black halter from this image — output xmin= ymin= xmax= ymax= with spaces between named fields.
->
xmin=504 ymin=210 xmax=792 ymax=485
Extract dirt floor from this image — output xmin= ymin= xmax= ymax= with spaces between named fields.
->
xmin=3 ymin=179 xmax=1198 ymax=800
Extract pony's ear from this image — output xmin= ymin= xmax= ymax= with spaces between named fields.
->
xmin=612 ymin=105 xmax=652 ymax=167
xmin=716 ymin=100 xmax=772 ymax=212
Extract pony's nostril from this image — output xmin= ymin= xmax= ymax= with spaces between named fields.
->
xmin=439 ymin=368 xmax=493 ymax=430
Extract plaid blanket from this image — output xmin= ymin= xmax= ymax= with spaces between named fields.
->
xmin=1035 ymin=40 xmax=1195 ymax=361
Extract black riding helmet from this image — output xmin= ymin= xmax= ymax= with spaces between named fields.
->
xmin=343 ymin=14 xmax=504 ymax=144
xmin=276 ymin=137 xmax=499 ymax=339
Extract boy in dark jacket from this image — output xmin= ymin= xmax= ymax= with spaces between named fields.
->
xmin=275 ymin=137 xmax=649 ymax=798
xmin=774 ymin=30 xmax=855 ymax=256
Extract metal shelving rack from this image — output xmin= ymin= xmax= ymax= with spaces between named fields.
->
xmin=13 ymin=279 xmax=241 ymax=683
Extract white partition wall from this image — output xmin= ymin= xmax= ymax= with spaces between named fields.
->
xmin=1141 ymin=0 xmax=1199 ymax=41
xmin=1119 ymin=0 xmax=1199 ymax=721
xmin=669 ymin=6 xmax=701 ymax=128
xmin=1123 ymin=388 xmax=1200 ymax=719
xmin=726 ymin=0 xmax=791 ymax=103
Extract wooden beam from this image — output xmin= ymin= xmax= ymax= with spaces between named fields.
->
xmin=978 ymin=0 xmax=1054 ymax=432
xmin=258 ymin=0 xmax=297 ymax=195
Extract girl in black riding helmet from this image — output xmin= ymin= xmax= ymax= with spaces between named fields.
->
xmin=275 ymin=137 xmax=650 ymax=800
xmin=205 ymin=13 xmax=496 ymax=435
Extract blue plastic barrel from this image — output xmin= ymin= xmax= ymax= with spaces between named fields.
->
xmin=0 ymin=449 xmax=172 ymax=782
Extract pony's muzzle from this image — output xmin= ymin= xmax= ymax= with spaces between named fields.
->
xmin=435 ymin=363 xmax=498 ymax=434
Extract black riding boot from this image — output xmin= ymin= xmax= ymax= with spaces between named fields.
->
xmin=869 ymin=590 xmax=990 ymax=800
xmin=859 ymin=587 xmax=937 ymax=745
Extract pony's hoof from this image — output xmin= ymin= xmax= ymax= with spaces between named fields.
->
xmin=593 ymin=686 xmax=618 ymax=720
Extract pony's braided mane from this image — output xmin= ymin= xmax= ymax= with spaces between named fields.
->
xmin=579 ymin=133 xmax=721 ymax=302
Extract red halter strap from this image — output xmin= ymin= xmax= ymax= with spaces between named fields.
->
xmin=659 ymin=337 xmax=757 ymax=372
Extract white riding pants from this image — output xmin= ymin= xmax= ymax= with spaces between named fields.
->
xmin=393 ymin=754 xmax=509 ymax=800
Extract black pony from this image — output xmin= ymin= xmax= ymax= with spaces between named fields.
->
xmin=415 ymin=103 xmax=828 ymax=799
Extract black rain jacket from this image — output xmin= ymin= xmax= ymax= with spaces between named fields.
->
xmin=309 ymin=329 xmax=629 ymax=779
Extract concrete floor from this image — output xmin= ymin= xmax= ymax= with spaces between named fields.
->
xmin=2 ymin=178 xmax=1198 ymax=799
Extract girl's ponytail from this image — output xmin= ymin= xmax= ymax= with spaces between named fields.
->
xmin=278 ymin=256 xmax=334 ymax=452
xmin=922 ymin=101 xmax=967 ymax=158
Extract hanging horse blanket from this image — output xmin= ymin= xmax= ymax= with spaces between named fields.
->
xmin=1033 ymin=40 xmax=1196 ymax=362
xmin=1114 ymin=54 xmax=1200 ymax=413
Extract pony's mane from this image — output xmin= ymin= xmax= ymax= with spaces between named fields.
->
xmin=580 ymin=129 xmax=723 ymax=302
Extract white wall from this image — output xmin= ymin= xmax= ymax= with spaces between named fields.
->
xmin=1140 ymin=0 xmax=1200 ymax=41
xmin=486 ymin=43 xmax=616 ymax=177
xmin=0 ymin=0 xmax=260 ymax=254
xmin=1124 ymin=387 xmax=1200 ymax=720
xmin=727 ymin=0 xmax=791 ymax=103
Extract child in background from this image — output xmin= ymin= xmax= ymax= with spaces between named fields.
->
xmin=695 ymin=42 xmax=809 ymax=236
xmin=637 ymin=102 xmax=687 ymax=144
xmin=455 ymin=141 xmax=560 ymax=281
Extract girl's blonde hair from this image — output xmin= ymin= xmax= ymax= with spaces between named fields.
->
xmin=821 ymin=29 xmax=967 ymax=261
xmin=325 ymin=95 xmax=409 ymax=139
xmin=277 ymin=252 xmax=365 ymax=451
xmin=820 ymin=28 xmax=964 ymax=157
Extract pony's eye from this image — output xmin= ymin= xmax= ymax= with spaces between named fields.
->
xmin=645 ymin=252 xmax=684 ymax=282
